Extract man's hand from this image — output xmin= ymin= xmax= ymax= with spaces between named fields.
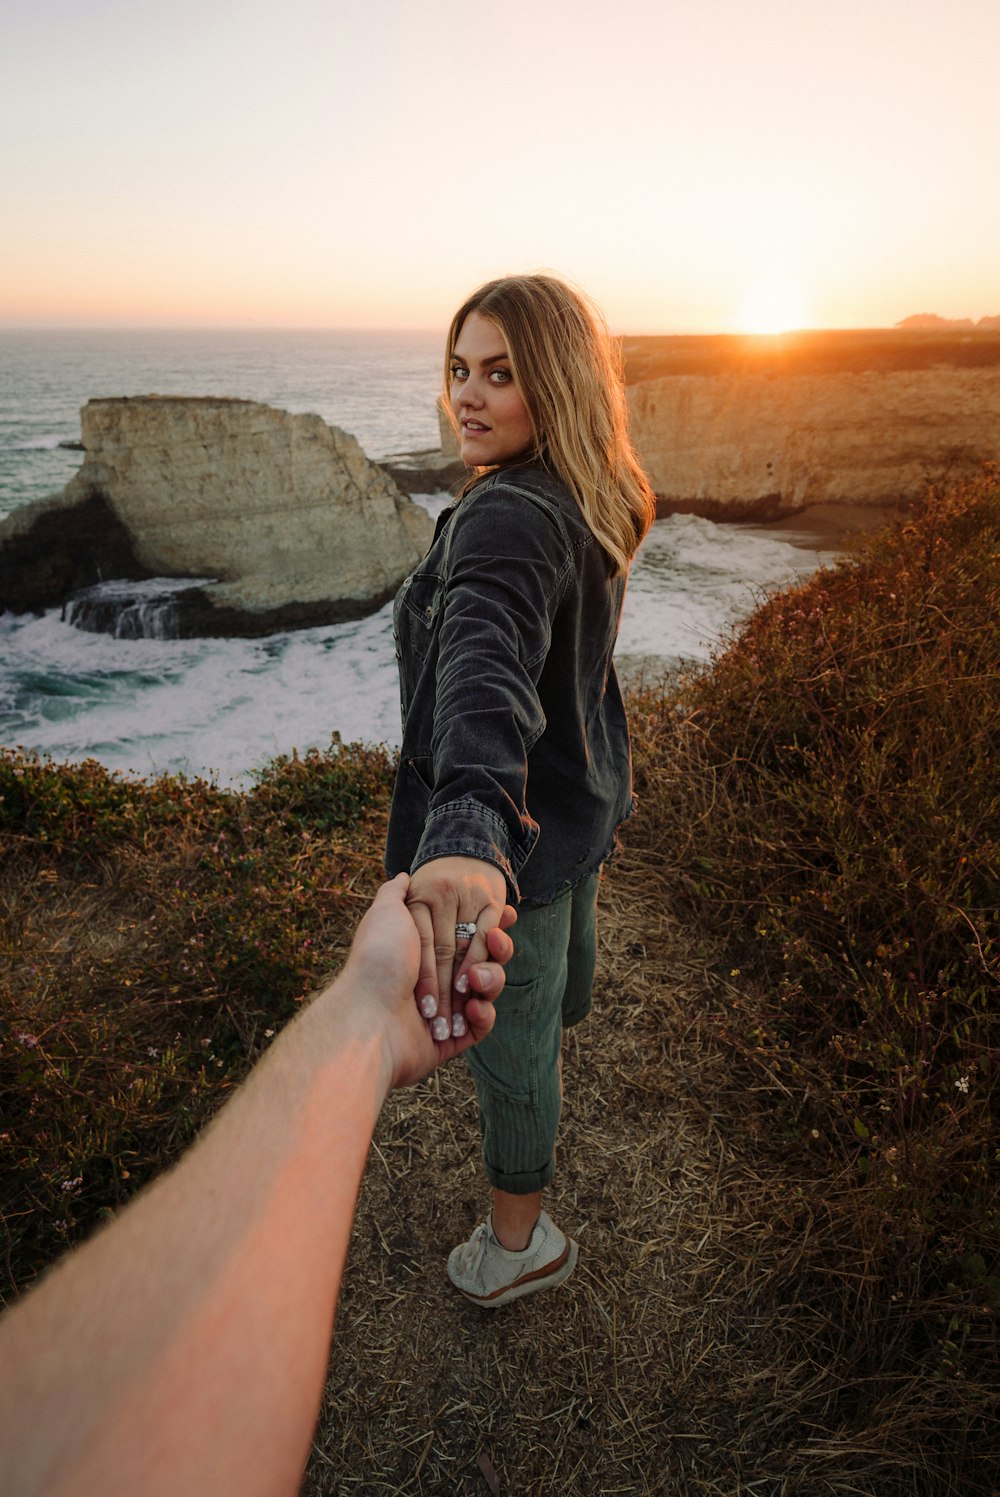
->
xmin=340 ymin=873 xmax=515 ymax=1090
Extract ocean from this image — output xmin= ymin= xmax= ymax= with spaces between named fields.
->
xmin=0 ymin=328 xmax=838 ymax=786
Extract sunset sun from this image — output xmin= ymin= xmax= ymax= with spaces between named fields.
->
xmin=739 ymin=277 xmax=809 ymax=335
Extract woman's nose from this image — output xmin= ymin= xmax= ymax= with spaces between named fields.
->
xmin=459 ymin=377 xmax=484 ymax=407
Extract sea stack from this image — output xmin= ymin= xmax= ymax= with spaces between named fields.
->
xmin=0 ymin=396 xmax=433 ymax=636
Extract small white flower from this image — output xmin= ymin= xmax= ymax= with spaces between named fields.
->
xmin=955 ymin=1075 xmax=970 ymax=1094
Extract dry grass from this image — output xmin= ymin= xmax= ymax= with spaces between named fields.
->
xmin=305 ymin=839 xmax=997 ymax=1496
xmin=4 ymin=479 xmax=998 ymax=1492
xmin=3 ymin=744 xmax=995 ymax=1493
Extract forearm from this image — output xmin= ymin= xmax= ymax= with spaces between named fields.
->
xmin=0 ymin=977 xmax=389 ymax=1497
xmin=422 ymin=489 xmax=565 ymax=884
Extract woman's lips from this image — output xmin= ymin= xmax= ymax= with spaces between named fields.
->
xmin=462 ymin=419 xmax=490 ymax=433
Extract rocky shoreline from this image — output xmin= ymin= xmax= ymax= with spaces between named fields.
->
xmin=2 ymin=329 xmax=999 ymax=638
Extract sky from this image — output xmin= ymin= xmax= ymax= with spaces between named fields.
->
xmin=1 ymin=0 xmax=997 ymax=333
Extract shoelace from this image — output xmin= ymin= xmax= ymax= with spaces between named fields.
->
xmin=458 ymin=1222 xmax=491 ymax=1272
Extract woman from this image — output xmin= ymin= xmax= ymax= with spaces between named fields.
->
xmin=386 ymin=274 xmax=655 ymax=1307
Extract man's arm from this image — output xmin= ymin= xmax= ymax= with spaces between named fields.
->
xmin=0 ymin=875 xmax=513 ymax=1497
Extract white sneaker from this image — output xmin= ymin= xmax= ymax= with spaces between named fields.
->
xmin=447 ymin=1209 xmax=578 ymax=1308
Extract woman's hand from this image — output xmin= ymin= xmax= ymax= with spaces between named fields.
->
xmin=404 ymin=856 xmax=512 ymax=1041
xmin=342 ymin=873 xmax=514 ymax=1088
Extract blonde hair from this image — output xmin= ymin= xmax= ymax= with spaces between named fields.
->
xmin=445 ymin=274 xmax=655 ymax=574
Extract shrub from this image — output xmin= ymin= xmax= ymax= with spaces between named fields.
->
xmin=249 ymin=734 xmax=394 ymax=833
xmin=0 ymin=737 xmax=396 ymax=1299
xmin=0 ymin=748 xmax=237 ymax=851
xmin=628 ymin=471 xmax=1000 ymax=1333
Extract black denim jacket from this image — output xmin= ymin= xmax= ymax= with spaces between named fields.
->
xmin=384 ymin=462 xmax=634 ymax=908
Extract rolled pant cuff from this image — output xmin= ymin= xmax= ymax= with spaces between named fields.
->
xmin=484 ymin=1162 xmax=554 ymax=1195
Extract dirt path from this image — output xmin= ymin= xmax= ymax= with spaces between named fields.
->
xmin=304 ymin=859 xmax=897 ymax=1495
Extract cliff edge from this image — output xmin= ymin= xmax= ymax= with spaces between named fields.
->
xmin=628 ymin=365 xmax=1000 ymax=519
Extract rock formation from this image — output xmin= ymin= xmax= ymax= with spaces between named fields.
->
xmin=437 ymin=398 xmax=461 ymax=460
xmin=896 ymin=314 xmax=1000 ymax=331
xmin=896 ymin=314 xmax=977 ymax=331
xmin=7 ymin=339 xmax=998 ymax=633
xmin=627 ymin=367 xmax=1000 ymax=520
xmin=0 ymin=397 xmax=433 ymax=636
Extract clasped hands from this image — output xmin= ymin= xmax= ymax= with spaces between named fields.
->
xmin=344 ymin=863 xmax=513 ymax=1092
xmin=403 ymin=854 xmax=513 ymax=1044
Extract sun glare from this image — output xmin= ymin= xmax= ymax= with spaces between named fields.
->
xmin=739 ymin=277 xmax=808 ymax=335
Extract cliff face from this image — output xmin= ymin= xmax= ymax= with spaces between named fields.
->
xmin=432 ymin=336 xmax=1000 ymax=520
xmin=0 ymin=397 xmax=433 ymax=635
xmin=627 ymin=366 xmax=1000 ymax=519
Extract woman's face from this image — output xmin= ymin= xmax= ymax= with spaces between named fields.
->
xmin=449 ymin=311 xmax=534 ymax=467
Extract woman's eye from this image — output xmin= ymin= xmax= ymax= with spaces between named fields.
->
xmin=489 ymin=368 xmax=512 ymax=383
xmin=450 ymin=364 xmax=468 ymax=381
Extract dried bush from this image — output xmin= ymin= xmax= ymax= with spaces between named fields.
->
xmin=626 ymin=471 xmax=1000 ymax=1428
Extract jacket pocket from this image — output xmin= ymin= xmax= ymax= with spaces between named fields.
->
xmin=398 ymin=571 xmax=445 ymax=664
xmin=406 ymin=754 xmax=434 ymax=795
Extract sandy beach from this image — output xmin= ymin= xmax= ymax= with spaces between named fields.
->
xmin=743 ymin=498 xmax=905 ymax=552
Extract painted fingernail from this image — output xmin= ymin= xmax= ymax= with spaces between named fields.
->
xmin=418 ymin=994 xmax=437 ymax=1019
xmin=453 ymin=972 xmax=469 ymax=995
xmin=451 ymin=1013 xmax=467 ymax=1038
xmin=472 ymin=964 xmax=495 ymax=992
xmin=431 ymin=1016 xmax=450 ymax=1042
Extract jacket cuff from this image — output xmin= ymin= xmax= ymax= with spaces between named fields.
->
xmin=409 ymin=797 xmax=538 ymax=905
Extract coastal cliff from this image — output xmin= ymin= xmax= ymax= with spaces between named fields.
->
xmin=622 ymin=328 xmax=1000 ymax=519
xmin=628 ymin=366 xmax=1000 ymax=519
xmin=0 ymin=397 xmax=432 ymax=636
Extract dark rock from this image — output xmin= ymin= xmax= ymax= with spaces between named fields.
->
xmin=652 ymin=493 xmax=791 ymax=523
xmin=151 ymin=583 xmax=404 ymax=639
xmin=0 ymin=487 xmax=154 ymax=615
xmin=59 ymin=575 xmax=400 ymax=640
xmin=380 ymin=449 xmax=468 ymax=496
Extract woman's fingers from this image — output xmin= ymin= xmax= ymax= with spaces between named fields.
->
xmin=405 ymin=857 xmax=511 ymax=1043
xmin=408 ymin=901 xmax=451 ymax=1039
xmin=451 ymin=910 xmax=512 ymax=1017
xmin=450 ymin=919 xmax=477 ymax=1024
xmin=448 ymin=923 xmax=490 ymax=1039
xmin=413 ymin=908 xmax=483 ymax=1041
xmin=434 ymin=913 xmax=497 ymax=1039
xmin=411 ymin=913 xmax=495 ymax=1041
xmin=412 ymin=915 xmax=515 ymax=1044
